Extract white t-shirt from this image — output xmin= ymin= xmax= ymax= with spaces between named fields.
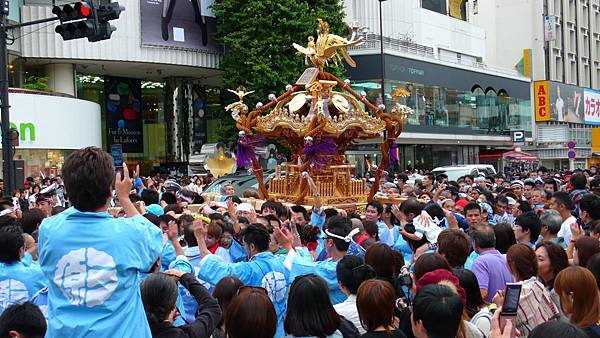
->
xmin=556 ymin=97 xmax=564 ymax=120
xmin=557 ymin=215 xmax=576 ymax=244
xmin=333 ymin=295 xmax=364 ymax=334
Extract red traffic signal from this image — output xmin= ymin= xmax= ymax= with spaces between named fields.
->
xmin=74 ymin=2 xmax=91 ymax=18
xmin=52 ymin=1 xmax=91 ymax=22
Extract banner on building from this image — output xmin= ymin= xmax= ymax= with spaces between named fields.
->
xmin=140 ymin=0 xmax=221 ymax=53
xmin=584 ymin=89 xmax=600 ymax=125
xmin=516 ymin=49 xmax=532 ymax=78
xmin=593 ymin=128 xmax=600 ymax=153
xmin=105 ymin=77 xmax=144 ymax=153
xmin=534 ymin=81 xmax=550 ymax=122
xmin=544 ymin=15 xmax=556 ymax=41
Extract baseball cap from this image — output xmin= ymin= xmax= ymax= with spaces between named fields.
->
xmin=146 ymin=204 xmax=164 ymax=217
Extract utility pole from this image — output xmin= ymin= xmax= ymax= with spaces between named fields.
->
xmin=0 ymin=1 xmax=13 ymax=197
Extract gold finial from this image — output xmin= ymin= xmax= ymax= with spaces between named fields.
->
xmin=293 ymin=19 xmax=364 ymax=70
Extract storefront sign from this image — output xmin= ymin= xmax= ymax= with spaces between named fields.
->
xmin=105 ymin=77 xmax=144 ymax=153
xmin=1 ymin=92 xmax=101 ymax=149
xmin=584 ymin=89 xmax=600 ymax=125
xmin=534 ymin=81 xmax=550 ymax=122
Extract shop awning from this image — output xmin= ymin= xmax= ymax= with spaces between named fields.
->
xmin=479 ymin=149 xmax=540 ymax=162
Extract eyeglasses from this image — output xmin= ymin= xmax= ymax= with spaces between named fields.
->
xmin=237 ymin=285 xmax=268 ymax=297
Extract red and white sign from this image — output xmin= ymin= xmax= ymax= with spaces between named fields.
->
xmin=584 ymin=89 xmax=600 ymax=125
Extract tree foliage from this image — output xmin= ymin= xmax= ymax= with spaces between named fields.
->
xmin=212 ymin=0 xmax=346 ymax=144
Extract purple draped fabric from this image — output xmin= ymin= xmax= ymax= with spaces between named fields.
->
xmin=236 ymin=134 xmax=265 ymax=167
xmin=304 ymin=138 xmax=337 ymax=169
xmin=389 ymin=139 xmax=399 ymax=164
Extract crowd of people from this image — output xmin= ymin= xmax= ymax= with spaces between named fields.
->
xmin=1 ymin=146 xmax=600 ymax=338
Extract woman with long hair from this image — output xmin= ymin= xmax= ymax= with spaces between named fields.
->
xmin=453 ymin=268 xmax=492 ymax=337
xmin=225 ymin=286 xmax=277 ymax=338
xmin=284 ymin=274 xmax=358 ymax=337
xmin=500 ymin=244 xmax=560 ymax=336
xmin=555 ymin=266 xmax=600 ymax=337
xmin=210 ymin=276 xmax=243 ymax=338
xmin=536 ymin=241 xmax=570 ymax=309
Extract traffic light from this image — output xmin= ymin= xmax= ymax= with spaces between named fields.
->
xmin=53 ymin=1 xmax=125 ymax=42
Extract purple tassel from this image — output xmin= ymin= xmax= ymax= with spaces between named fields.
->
xmin=304 ymin=138 xmax=337 ymax=169
xmin=236 ymin=134 xmax=265 ymax=168
xmin=389 ymin=139 xmax=399 ymax=164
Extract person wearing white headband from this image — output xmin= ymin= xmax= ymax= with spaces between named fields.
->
xmin=275 ymin=215 xmax=354 ymax=305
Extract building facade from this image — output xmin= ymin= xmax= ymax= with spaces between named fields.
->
xmin=342 ymin=0 xmax=532 ymax=172
xmin=4 ymin=0 xmax=223 ymax=177
xmin=475 ymin=0 xmax=600 ymax=169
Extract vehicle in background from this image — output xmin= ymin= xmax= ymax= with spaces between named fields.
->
xmin=431 ymin=164 xmax=497 ymax=182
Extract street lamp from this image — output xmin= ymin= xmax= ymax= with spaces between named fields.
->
xmin=378 ymin=0 xmax=387 ymax=106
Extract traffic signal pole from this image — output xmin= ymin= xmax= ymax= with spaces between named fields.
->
xmin=0 ymin=0 xmax=122 ymax=197
xmin=0 ymin=15 xmax=59 ymax=197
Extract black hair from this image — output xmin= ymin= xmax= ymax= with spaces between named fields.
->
xmin=423 ymin=203 xmax=444 ymax=222
xmin=158 ymin=214 xmax=176 ymax=225
xmin=20 ymin=209 xmax=46 ymax=235
xmin=412 ymin=284 xmax=463 ymax=338
xmin=528 ymin=320 xmax=588 ymax=338
xmin=336 ymin=256 xmax=376 ymax=295
xmin=325 ymin=216 xmax=352 ymax=251
xmin=472 ymin=224 xmax=496 ymax=249
xmin=183 ymin=221 xmax=198 ymax=247
xmin=515 ymin=212 xmax=542 ymax=244
xmin=0 ymin=225 xmax=24 ymax=263
xmin=366 ymin=200 xmax=383 ymax=215
xmin=290 ymin=205 xmax=308 ymax=222
xmin=143 ymin=213 xmax=161 ymax=227
xmin=580 ymin=194 xmax=600 ymax=221
xmin=160 ymin=191 xmax=177 ymax=205
xmin=397 ymin=173 xmax=409 ymax=183
xmin=323 ymin=208 xmax=339 ymax=220
xmin=480 ymin=190 xmax=495 ymax=205
xmin=552 ymin=191 xmax=573 ymax=210
xmin=463 ymin=201 xmax=481 ymax=214
xmin=587 ymin=252 xmax=600 ymax=290
xmin=0 ymin=301 xmax=46 ymax=338
xmin=140 ymin=273 xmax=179 ymax=332
xmin=452 ymin=268 xmax=486 ymax=318
xmin=260 ymin=200 xmax=286 ymax=219
xmin=284 ymin=274 xmax=340 ymax=337
xmin=517 ymin=200 xmax=533 ymax=213
xmin=524 ymin=181 xmax=536 ymax=189
xmin=213 ymin=276 xmax=244 ymax=328
xmin=495 ymin=194 xmax=508 ymax=206
xmin=240 ymin=224 xmax=271 ymax=252
xmin=544 ymin=179 xmax=559 ymax=192
xmin=570 ymin=173 xmax=588 ymax=190
xmin=494 ymin=222 xmax=517 ymax=254
xmin=51 ymin=205 xmax=66 ymax=215
xmin=141 ymin=189 xmax=160 ymax=206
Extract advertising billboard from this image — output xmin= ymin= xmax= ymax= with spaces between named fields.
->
xmin=584 ymin=89 xmax=600 ymax=125
xmin=140 ymin=0 xmax=221 ymax=54
xmin=535 ymin=81 xmax=585 ymax=123
xmin=105 ymin=77 xmax=144 ymax=153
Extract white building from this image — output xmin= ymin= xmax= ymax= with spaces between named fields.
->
xmin=475 ymin=0 xmax=600 ymax=169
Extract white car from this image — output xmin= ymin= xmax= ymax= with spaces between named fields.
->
xmin=431 ymin=165 xmax=497 ymax=182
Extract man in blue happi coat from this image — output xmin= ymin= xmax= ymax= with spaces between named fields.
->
xmin=38 ymin=147 xmax=163 ymax=338
xmin=195 ymin=221 xmax=289 ymax=337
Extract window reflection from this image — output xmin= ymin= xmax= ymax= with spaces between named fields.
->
xmin=352 ymin=80 xmax=532 ymax=133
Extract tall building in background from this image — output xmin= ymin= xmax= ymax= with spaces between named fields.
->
xmin=475 ymin=0 xmax=600 ymax=169
xmin=341 ymin=0 xmax=533 ymax=173
xmin=4 ymin=0 xmax=223 ymax=179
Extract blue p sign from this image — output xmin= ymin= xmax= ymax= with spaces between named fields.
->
xmin=512 ymin=130 xmax=525 ymax=144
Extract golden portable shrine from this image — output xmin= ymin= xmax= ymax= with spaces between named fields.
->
xmin=227 ymin=19 xmax=413 ymax=209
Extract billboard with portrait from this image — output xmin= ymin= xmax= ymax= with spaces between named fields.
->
xmin=140 ymin=0 xmax=221 ymax=54
xmin=547 ymin=82 xmax=585 ymax=124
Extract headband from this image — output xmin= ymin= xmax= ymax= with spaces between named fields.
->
xmin=0 ymin=208 xmax=14 ymax=217
xmin=325 ymin=227 xmax=361 ymax=243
